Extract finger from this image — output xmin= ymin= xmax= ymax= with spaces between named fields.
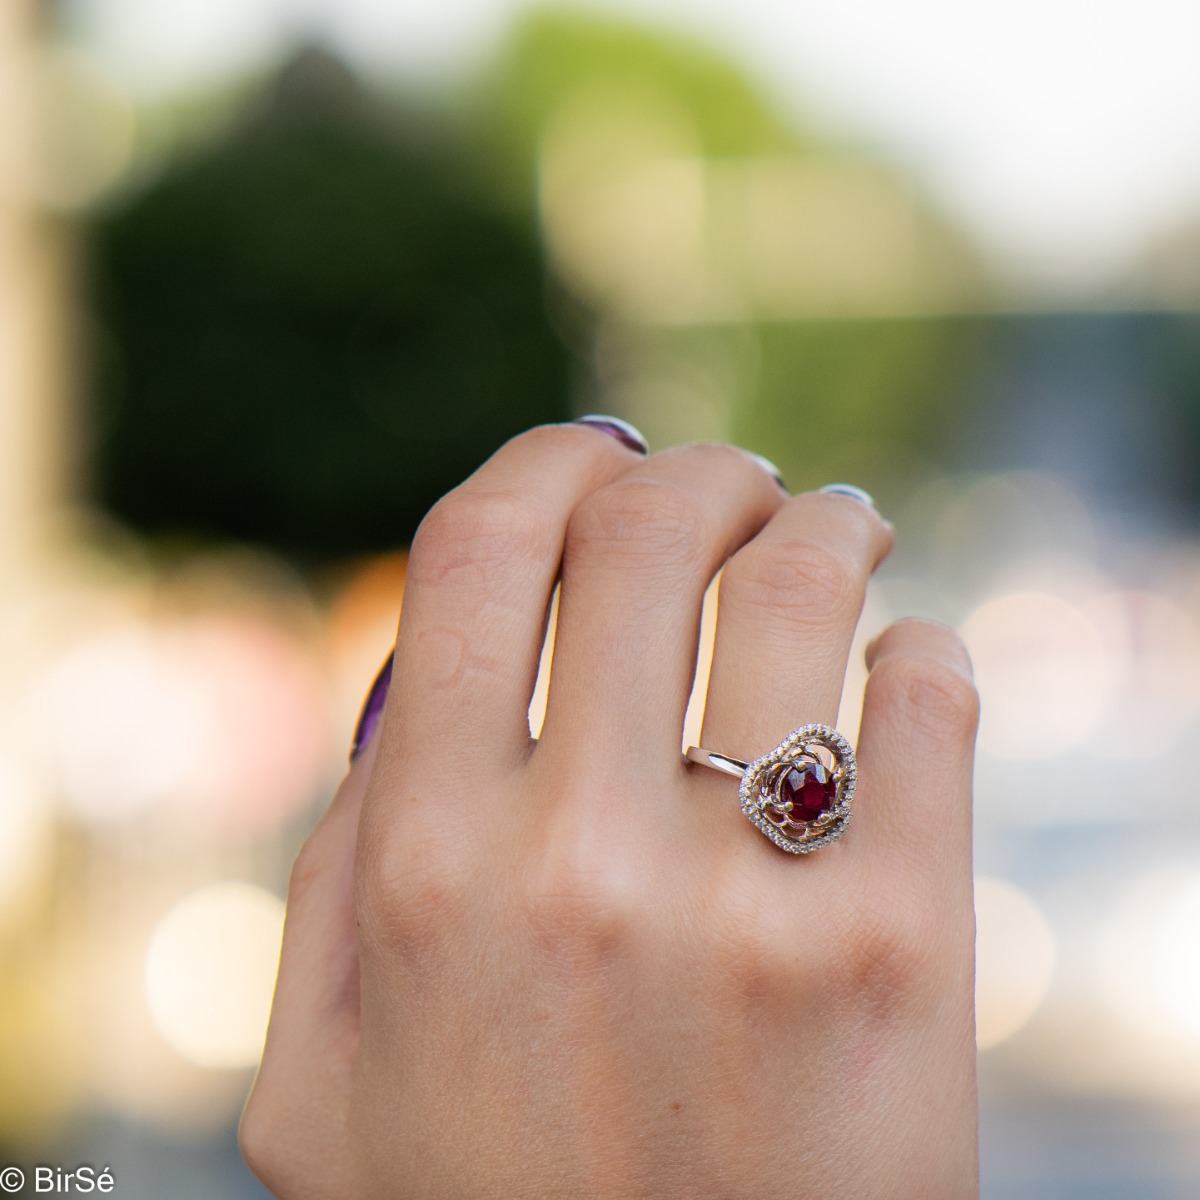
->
xmin=853 ymin=618 xmax=979 ymax=876
xmin=242 ymin=736 xmax=378 ymax=1195
xmin=374 ymin=421 xmax=646 ymax=775
xmin=699 ymin=489 xmax=893 ymax=758
xmin=538 ymin=442 xmax=785 ymax=772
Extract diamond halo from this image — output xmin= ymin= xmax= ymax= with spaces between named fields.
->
xmin=737 ymin=724 xmax=856 ymax=854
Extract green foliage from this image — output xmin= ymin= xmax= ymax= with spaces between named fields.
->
xmin=466 ymin=7 xmax=816 ymax=207
xmin=88 ymin=51 xmax=571 ymax=559
xmin=739 ymin=318 xmax=995 ymax=503
xmin=463 ymin=9 xmax=987 ymax=488
xmin=86 ymin=21 xmax=997 ymax=562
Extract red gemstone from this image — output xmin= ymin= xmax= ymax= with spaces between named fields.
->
xmin=778 ymin=762 xmax=836 ymax=823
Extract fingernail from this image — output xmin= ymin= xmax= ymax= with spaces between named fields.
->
xmin=745 ymin=451 xmax=788 ymax=492
xmin=350 ymin=651 xmax=394 ymax=763
xmin=574 ymin=414 xmax=649 ymax=455
xmin=819 ymin=482 xmax=878 ymax=511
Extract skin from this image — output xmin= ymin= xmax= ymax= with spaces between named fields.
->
xmin=240 ymin=425 xmax=981 ymax=1199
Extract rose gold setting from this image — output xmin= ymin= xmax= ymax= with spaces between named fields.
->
xmin=688 ymin=724 xmax=855 ymax=854
xmin=740 ymin=725 xmax=855 ymax=853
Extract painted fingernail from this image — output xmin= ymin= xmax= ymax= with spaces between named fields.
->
xmin=746 ymin=451 xmax=788 ymax=492
xmin=819 ymin=482 xmax=878 ymax=511
xmin=574 ymin=414 xmax=649 ymax=455
xmin=349 ymin=651 xmax=394 ymax=763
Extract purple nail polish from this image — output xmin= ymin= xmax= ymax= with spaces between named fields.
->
xmin=818 ymin=483 xmax=878 ymax=512
xmin=349 ymin=651 xmax=394 ymax=763
xmin=574 ymin=414 xmax=649 ymax=455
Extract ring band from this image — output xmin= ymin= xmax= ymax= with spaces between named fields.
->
xmin=685 ymin=724 xmax=856 ymax=854
xmin=684 ymin=746 xmax=748 ymax=778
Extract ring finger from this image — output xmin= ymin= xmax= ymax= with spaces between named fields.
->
xmin=537 ymin=442 xmax=786 ymax=775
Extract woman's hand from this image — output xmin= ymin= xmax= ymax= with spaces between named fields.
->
xmin=240 ymin=422 xmax=980 ymax=1199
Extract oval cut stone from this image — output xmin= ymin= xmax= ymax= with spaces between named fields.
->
xmin=778 ymin=762 xmax=836 ymax=823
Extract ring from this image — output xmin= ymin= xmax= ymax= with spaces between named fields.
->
xmin=685 ymin=724 xmax=856 ymax=854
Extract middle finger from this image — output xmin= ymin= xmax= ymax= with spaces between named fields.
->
xmin=537 ymin=442 xmax=784 ymax=772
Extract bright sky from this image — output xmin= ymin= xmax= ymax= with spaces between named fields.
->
xmin=75 ymin=0 xmax=1200 ymax=299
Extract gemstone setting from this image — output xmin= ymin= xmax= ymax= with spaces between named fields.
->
xmin=737 ymin=724 xmax=855 ymax=854
xmin=774 ymin=761 xmax=836 ymax=824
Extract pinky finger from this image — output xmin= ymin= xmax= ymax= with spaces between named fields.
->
xmin=239 ymin=741 xmax=372 ymax=1198
xmin=852 ymin=618 xmax=979 ymax=883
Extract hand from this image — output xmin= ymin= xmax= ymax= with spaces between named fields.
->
xmin=240 ymin=422 xmax=980 ymax=1199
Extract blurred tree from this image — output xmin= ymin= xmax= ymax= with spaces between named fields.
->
xmin=88 ymin=48 xmax=571 ymax=559
xmin=88 ymin=15 xmax=997 ymax=555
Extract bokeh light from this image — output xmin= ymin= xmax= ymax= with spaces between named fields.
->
xmin=974 ymin=875 xmax=1056 ymax=1050
xmin=144 ymin=883 xmax=285 ymax=1069
xmin=0 ymin=754 xmax=51 ymax=915
xmin=960 ymin=591 xmax=1110 ymax=758
xmin=34 ymin=622 xmax=191 ymax=823
xmin=1085 ymin=591 xmax=1200 ymax=757
xmin=934 ymin=472 xmax=1098 ymax=592
xmin=32 ymin=613 xmax=326 ymax=831
xmin=1095 ymin=869 xmax=1200 ymax=1047
xmin=161 ymin=615 xmax=327 ymax=832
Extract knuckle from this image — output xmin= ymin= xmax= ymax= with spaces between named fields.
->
xmin=568 ymin=477 xmax=708 ymax=570
xmin=354 ymin=828 xmax=471 ymax=961
xmin=710 ymin=882 xmax=945 ymax=1023
xmin=521 ymin=421 xmax=607 ymax=458
xmin=837 ymin=896 xmax=944 ymax=1019
xmin=871 ymin=654 xmax=980 ymax=741
xmin=499 ymin=422 xmax=638 ymax=472
xmin=670 ymin=439 xmax=764 ymax=475
xmin=520 ymin=835 xmax=641 ymax=964
xmin=285 ymin=834 xmax=328 ymax=909
xmin=724 ymin=537 xmax=860 ymax=628
xmin=709 ymin=895 xmax=814 ymax=1009
xmin=408 ymin=488 xmax=554 ymax=589
xmin=510 ymin=421 xmax=577 ymax=453
xmin=726 ymin=932 xmax=800 ymax=1007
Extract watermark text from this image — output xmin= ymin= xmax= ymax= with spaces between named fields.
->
xmin=0 ymin=1165 xmax=116 ymax=1193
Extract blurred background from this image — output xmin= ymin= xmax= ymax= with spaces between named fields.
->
xmin=4 ymin=0 xmax=1200 ymax=1195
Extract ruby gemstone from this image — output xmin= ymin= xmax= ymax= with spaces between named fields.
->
xmin=778 ymin=763 xmax=837 ymax=823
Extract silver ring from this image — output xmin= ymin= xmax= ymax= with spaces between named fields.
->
xmin=685 ymin=724 xmax=856 ymax=854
